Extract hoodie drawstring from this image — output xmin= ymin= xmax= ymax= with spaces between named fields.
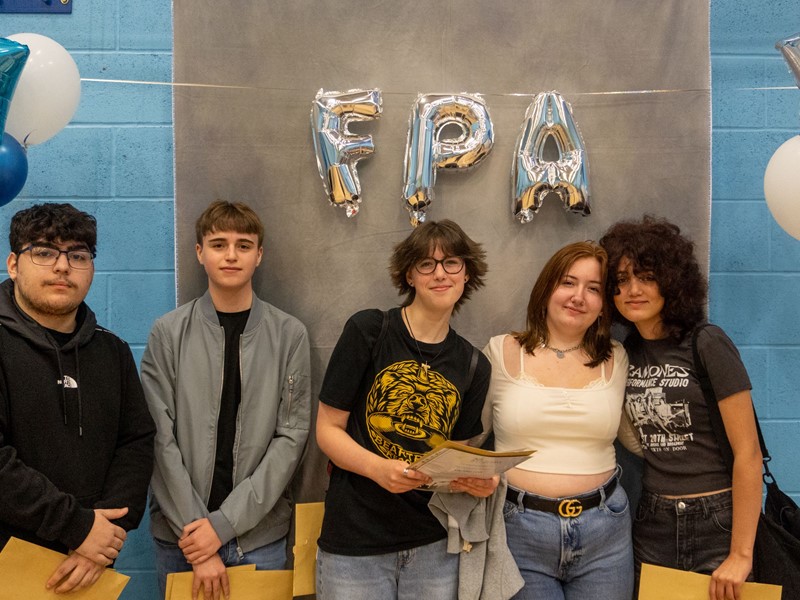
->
xmin=54 ymin=343 xmax=83 ymax=437
xmin=54 ymin=348 xmax=68 ymax=427
xmin=74 ymin=347 xmax=83 ymax=437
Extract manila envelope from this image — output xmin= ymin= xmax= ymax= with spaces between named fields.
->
xmin=0 ymin=537 xmax=129 ymax=599
xmin=167 ymin=567 xmax=292 ymax=600
xmin=292 ymin=502 xmax=324 ymax=597
xmin=639 ymin=563 xmax=781 ymax=600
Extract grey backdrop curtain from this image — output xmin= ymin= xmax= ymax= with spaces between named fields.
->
xmin=173 ymin=0 xmax=711 ymax=502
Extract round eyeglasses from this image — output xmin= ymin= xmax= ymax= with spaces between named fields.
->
xmin=414 ymin=256 xmax=465 ymax=275
xmin=18 ymin=245 xmax=96 ymax=270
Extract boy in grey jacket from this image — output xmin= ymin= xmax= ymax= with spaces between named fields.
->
xmin=141 ymin=201 xmax=311 ymax=600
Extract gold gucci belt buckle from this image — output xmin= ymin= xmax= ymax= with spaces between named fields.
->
xmin=558 ymin=498 xmax=583 ymax=518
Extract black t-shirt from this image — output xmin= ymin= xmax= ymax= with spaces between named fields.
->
xmin=623 ymin=324 xmax=752 ymax=495
xmin=43 ymin=305 xmax=86 ymax=347
xmin=318 ymin=308 xmax=490 ymax=556
xmin=208 ymin=309 xmax=250 ymax=512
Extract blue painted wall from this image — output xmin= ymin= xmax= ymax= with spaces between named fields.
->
xmin=1 ymin=1 xmax=173 ymax=597
xmin=1 ymin=0 xmax=798 ymax=597
xmin=710 ymin=0 xmax=800 ymax=504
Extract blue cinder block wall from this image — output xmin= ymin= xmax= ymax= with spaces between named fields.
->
xmin=1 ymin=1 xmax=173 ymax=597
xmin=710 ymin=0 xmax=800 ymax=504
xmin=1 ymin=0 xmax=798 ymax=597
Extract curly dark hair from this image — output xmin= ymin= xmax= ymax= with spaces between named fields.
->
xmin=9 ymin=203 xmax=97 ymax=254
xmin=599 ymin=215 xmax=706 ymax=341
xmin=389 ymin=219 xmax=487 ymax=312
xmin=514 ymin=241 xmax=612 ymax=368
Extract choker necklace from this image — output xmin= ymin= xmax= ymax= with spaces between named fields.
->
xmin=542 ymin=342 xmax=581 ymax=359
xmin=403 ymin=306 xmax=446 ymax=379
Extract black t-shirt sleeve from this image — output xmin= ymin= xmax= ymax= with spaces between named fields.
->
xmin=319 ymin=309 xmax=383 ymax=412
xmin=695 ymin=325 xmax=752 ymax=402
xmin=451 ymin=350 xmax=491 ymax=441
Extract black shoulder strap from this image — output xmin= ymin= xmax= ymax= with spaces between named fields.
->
xmin=371 ymin=310 xmax=390 ymax=362
xmin=466 ymin=345 xmax=479 ymax=391
xmin=692 ymin=324 xmax=770 ymax=477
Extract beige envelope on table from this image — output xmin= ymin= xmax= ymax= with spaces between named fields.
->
xmin=0 ymin=537 xmax=129 ymax=599
xmin=167 ymin=566 xmax=292 ymax=600
xmin=639 ymin=563 xmax=781 ymax=600
xmin=292 ymin=502 xmax=324 ymax=597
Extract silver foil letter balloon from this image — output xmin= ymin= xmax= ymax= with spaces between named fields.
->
xmin=776 ymin=33 xmax=800 ymax=89
xmin=512 ymin=92 xmax=590 ymax=223
xmin=310 ymin=89 xmax=383 ymax=217
xmin=402 ymin=93 xmax=494 ymax=226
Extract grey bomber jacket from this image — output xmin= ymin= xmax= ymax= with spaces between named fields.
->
xmin=141 ymin=291 xmax=311 ymax=552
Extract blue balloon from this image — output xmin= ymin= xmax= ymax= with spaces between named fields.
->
xmin=0 ymin=133 xmax=28 ymax=206
xmin=0 ymin=38 xmax=30 ymax=134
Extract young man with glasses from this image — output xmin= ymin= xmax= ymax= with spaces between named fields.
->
xmin=141 ymin=200 xmax=311 ymax=600
xmin=0 ymin=203 xmax=155 ymax=593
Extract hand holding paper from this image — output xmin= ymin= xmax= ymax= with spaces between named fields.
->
xmin=191 ymin=554 xmax=229 ymax=600
xmin=0 ymin=537 xmax=129 ymax=598
xmin=639 ymin=563 xmax=781 ymax=600
xmin=47 ymin=552 xmax=106 ymax=594
xmin=408 ymin=441 xmax=534 ymax=491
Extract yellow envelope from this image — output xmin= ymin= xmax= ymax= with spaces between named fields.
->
xmin=167 ymin=568 xmax=292 ymax=600
xmin=0 ymin=537 xmax=129 ymax=599
xmin=165 ymin=564 xmax=256 ymax=599
xmin=292 ymin=502 xmax=324 ymax=597
xmin=639 ymin=563 xmax=781 ymax=600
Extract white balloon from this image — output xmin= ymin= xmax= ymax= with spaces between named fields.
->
xmin=764 ymin=135 xmax=800 ymax=241
xmin=4 ymin=33 xmax=81 ymax=146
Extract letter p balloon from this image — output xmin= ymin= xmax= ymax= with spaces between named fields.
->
xmin=402 ymin=93 xmax=494 ymax=227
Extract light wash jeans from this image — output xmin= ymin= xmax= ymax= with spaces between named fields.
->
xmin=153 ymin=536 xmax=286 ymax=599
xmin=504 ymin=473 xmax=634 ymax=600
xmin=316 ymin=537 xmax=458 ymax=600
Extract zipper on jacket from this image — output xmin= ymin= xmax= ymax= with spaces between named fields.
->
xmin=285 ymin=375 xmax=294 ymax=426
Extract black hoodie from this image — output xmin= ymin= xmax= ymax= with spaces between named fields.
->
xmin=0 ymin=278 xmax=155 ymax=553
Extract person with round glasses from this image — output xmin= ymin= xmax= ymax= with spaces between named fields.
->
xmin=315 ymin=220 xmax=497 ymax=600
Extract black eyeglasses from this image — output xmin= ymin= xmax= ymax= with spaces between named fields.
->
xmin=414 ymin=256 xmax=465 ymax=275
xmin=18 ymin=245 xmax=96 ymax=270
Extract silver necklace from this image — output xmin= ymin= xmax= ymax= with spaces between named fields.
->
xmin=403 ymin=307 xmax=446 ymax=378
xmin=542 ymin=343 xmax=581 ymax=359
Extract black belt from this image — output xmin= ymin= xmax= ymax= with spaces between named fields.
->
xmin=505 ymin=477 xmax=618 ymax=518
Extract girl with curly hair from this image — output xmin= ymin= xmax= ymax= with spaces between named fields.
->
xmin=600 ymin=216 xmax=762 ymax=600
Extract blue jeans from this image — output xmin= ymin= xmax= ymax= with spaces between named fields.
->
xmin=633 ymin=489 xmax=735 ymax=593
xmin=153 ymin=536 xmax=287 ymax=598
xmin=504 ymin=473 xmax=633 ymax=600
xmin=316 ymin=537 xmax=458 ymax=600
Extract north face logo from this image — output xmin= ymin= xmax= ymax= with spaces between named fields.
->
xmin=58 ymin=376 xmax=78 ymax=389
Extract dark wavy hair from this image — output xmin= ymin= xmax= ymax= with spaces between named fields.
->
xmin=599 ymin=215 xmax=706 ymax=341
xmin=9 ymin=203 xmax=97 ymax=254
xmin=195 ymin=200 xmax=264 ymax=247
xmin=514 ymin=241 xmax=612 ymax=368
xmin=389 ymin=220 xmax=487 ymax=312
